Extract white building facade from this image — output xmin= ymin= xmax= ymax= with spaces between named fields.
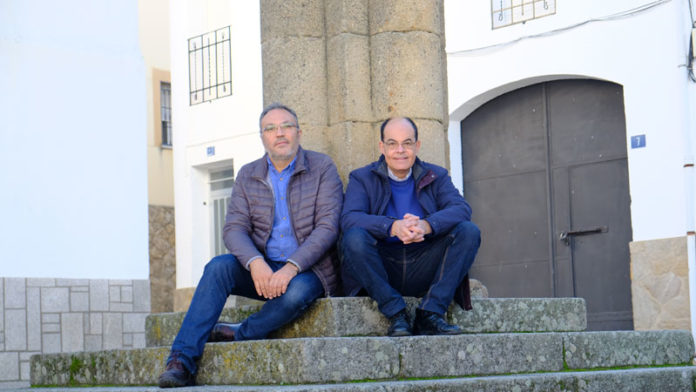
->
xmin=445 ymin=0 xmax=696 ymax=332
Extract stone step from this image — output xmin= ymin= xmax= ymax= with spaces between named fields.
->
xmin=31 ymin=330 xmax=693 ymax=387
xmin=11 ymin=366 xmax=696 ymax=391
xmin=146 ymin=297 xmax=587 ymax=347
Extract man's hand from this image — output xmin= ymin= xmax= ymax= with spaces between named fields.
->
xmin=250 ymin=258 xmax=299 ymax=299
xmin=391 ymin=214 xmax=432 ymax=244
xmin=267 ymin=263 xmax=299 ymax=299
xmin=249 ymin=258 xmax=274 ymax=298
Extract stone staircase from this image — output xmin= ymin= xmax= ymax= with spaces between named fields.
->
xmin=27 ymin=296 xmax=696 ymax=391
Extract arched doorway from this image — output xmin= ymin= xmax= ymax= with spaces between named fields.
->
xmin=461 ymin=79 xmax=633 ymax=330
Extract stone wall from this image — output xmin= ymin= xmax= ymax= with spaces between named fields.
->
xmin=0 ymin=277 xmax=150 ymax=385
xmin=149 ymin=205 xmax=176 ymax=313
xmin=630 ymin=236 xmax=691 ymax=330
xmin=261 ymin=0 xmax=449 ymax=183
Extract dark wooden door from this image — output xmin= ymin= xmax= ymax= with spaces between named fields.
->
xmin=461 ymin=79 xmax=633 ymax=330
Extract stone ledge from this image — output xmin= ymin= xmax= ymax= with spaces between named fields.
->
xmin=31 ymin=330 xmax=693 ymax=387
xmin=146 ymin=297 xmax=587 ymax=347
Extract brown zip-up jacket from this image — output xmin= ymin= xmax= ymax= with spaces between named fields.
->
xmin=222 ymin=147 xmax=343 ymax=295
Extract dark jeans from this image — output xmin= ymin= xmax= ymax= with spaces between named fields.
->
xmin=168 ymin=254 xmax=324 ymax=374
xmin=340 ymin=221 xmax=480 ymax=318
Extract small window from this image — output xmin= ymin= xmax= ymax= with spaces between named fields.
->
xmin=160 ymin=82 xmax=172 ymax=147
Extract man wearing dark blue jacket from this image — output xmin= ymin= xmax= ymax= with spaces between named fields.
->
xmin=340 ymin=116 xmax=480 ymax=336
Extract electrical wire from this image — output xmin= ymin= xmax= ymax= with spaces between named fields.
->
xmin=448 ymin=0 xmax=672 ymax=56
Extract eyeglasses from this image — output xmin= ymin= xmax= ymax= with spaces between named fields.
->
xmin=262 ymin=122 xmax=297 ymax=133
xmin=384 ymin=140 xmax=416 ymax=151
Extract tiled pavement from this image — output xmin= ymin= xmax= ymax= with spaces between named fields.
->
xmin=0 ymin=277 xmax=151 ymax=386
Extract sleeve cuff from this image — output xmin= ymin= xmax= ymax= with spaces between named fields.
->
xmin=245 ymin=256 xmax=264 ymax=270
xmin=285 ymin=258 xmax=301 ymax=272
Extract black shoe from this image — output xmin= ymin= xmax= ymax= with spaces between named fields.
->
xmin=208 ymin=322 xmax=241 ymax=342
xmin=387 ymin=310 xmax=412 ymax=337
xmin=413 ymin=309 xmax=463 ymax=335
xmin=158 ymin=353 xmax=195 ymax=388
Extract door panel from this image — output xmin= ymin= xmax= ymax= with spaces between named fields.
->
xmin=461 ymin=79 xmax=633 ymax=330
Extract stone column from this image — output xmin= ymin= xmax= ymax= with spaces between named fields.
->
xmin=260 ymin=0 xmax=449 ymax=178
xmin=260 ymin=0 xmax=330 ymax=155
xmin=369 ymin=0 xmax=449 ymax=167
xmin=326 ymin=0 xmax=378 ymax=182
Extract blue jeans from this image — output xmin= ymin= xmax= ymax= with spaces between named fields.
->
xmin=340 ymin=221 xmax=480 ymax=318
xmin=168 ymin=254 xmax=324 ymax=374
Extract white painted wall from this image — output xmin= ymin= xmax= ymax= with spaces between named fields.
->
xmin=0 ymin=1 xmax=148 ymax=279
xmin=445 ymin=0 xmax=696 ymax=242
xmin=171 ymin=1 xmax=264 ymax=288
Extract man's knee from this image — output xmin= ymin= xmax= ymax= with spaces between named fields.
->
xmin=340 ymin=227 xmax=374 ymax=253
xmin=450 ymin=221 xmax=481 ymax=244
xmin=203 ymin=254 xmax=239 ymax=275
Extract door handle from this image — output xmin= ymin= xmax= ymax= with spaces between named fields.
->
xmin=559 ymin=226 xmax=608 ymax=245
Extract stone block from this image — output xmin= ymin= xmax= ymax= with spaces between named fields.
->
xmin=132 ymin=279 xmax=151 ymax=312
xmin=5 ymin=277 xmax=26 ymax=308
xmin=413 ymin=118 xmax=449 ymax=168
xmin=297 ymin=124 xmax=332 ymax=159
xmin=40 ymin=287 xmax=69 ymax=313
xmin=70 ymin=291 xmax=89 ymax=312
xmin=397 ymin=333 xmax=563 ymax=378
xmin=42 ymin=323 xmax=60 ymax=333
xmin=110 ymin=302 xmax=133 ymax=312
xmin=123 ymin=333 xmax=133 ymax=346
xmin=262 ymin=36 xmax=328 ymax=126
xmin=109 ymin=285 xmax=121 ymax=302
xmin=60 ymin=313 xmax=84 ymax=353
xmin=630 ymin=236 xmax=689 ymax=330
xmin=41 ymin=313 xmax=59 ymax=323
xmin=55 ymin=278 xmax=89 ymax=286
xmin=0 ymin=279 xmax=3 ymax=332
xmin=123 ymin=313 xmax=148 ymax=333
xmin=563 ymin=330 xmax=694 ymax=369
xmin=42 ymin=333 xmax=60 ymax=354
xmin=121 ymin=285 xmax=133 ymax=303
xmin=89 ymin=313 xmax=102 ymax=335
xmin=89 ymin=280 xmax=109 ymax=311
xmin=329 ymin=121 xmax=379 ymax=182
xmin=26 ymin=287 xmax=41 ymax=351
xmin=26 ymin=278 xmax=54 ymax=287
xmin=369 ymin=0 xmax=444 ymax=35
xmin=371 ymin=32 xmax=446 ymax=121
xmin=5 ymin=309 xmax=26 ymax=351
xmin=261 ymin=0 xmax=324 ymax=41
xmin=103 ymin=313 xmax=123 ymax=349
xmin=326 ymin=0 xmax=368 ymax=36
xmin=84 ymin=335 xmax=102 ymax=352
xmin=0 ymin=352 xmax=19 ymax=381
xmin=327 ymin=33 xmax=372 ymax=124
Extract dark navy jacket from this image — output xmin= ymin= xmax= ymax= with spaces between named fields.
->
xmin=340 ymin=155 xmax=473 ymax=238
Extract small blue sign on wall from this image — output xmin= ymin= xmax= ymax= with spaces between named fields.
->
xmin=631 ymin=134 xmax=646 ymax=149
xmin=206 ymin=146 xmax=215 ymax=156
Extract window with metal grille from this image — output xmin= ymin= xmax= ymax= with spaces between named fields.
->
xmin=210 ymin=167 xmax=235 ymax=257
xmin=160 ymin=82 xmax=172 ymax=147
xmin=188 ymin=26 xmax=232 ymax=105
xmin=491 ymin=0 xmax=556 ymax=29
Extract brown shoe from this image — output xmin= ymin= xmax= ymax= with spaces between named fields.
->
xmin=208 ymin=322 xmax=241 ymax=342
xmin=158 ymin=353 xmax=195 ymax=388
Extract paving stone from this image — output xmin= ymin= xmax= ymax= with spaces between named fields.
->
xmin=26 ymin=287 xmax=41 ymax=351
xmin=90 ymin=313 xmax=103 ymax=335
xmin=5 ymin=278 xmax=26 ymax=309
xmin=70 ymin=291 xmax=89 ymax=312
xmin=132 ymin=280 xmax=151 ymax=312
xmin=89 ymin=280 xmax=109 ymax=311
xmin=123 ymin=313 xmax=147 ymax=333
xmin=5 ymin=309 xmax=26 ymax=351
xmin=61 ymin=313 xmax=84 ymax=353
xmin=103 ymin=313 xmax=123 ymax=350
xmin=40 ymin=287 xmax=69 ymax=313
xmin=0 ymin=352 xmax=19 ymax=381
xmin=25 ymin=278 xmax=54 ymax=287
xmin=41 ymin=333 xmax=60 ymax=354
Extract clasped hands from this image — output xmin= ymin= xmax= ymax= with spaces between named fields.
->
xmin=249 ymin=258 xmax=299 ymax=299
xmin=390 ymin=213 xmax=432 ymax=244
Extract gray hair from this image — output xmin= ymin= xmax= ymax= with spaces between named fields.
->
xmin=258 ymin=103 xmax=299 ymax=130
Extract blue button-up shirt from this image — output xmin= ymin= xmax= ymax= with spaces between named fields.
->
xmin=264 ymin=157 xmax=299 ymax=264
